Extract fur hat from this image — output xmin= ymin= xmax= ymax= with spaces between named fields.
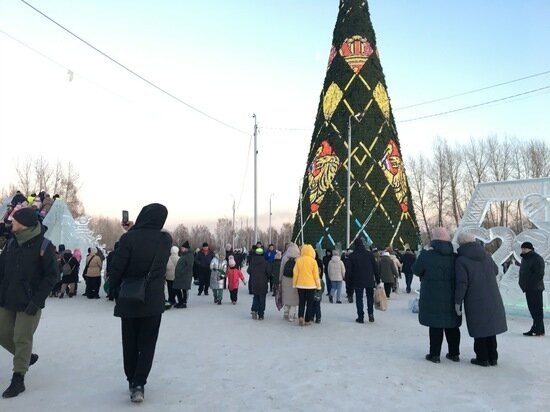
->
xmin=13 ymin=207 xmax=38 ymax=227
xmin=228 ymin=255 xmax=236 ymax=267
xmin=182 ymin=241 xmax=190 ymax=249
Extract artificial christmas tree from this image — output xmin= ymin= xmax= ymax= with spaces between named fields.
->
xmin=292 ymin=0 xmax=418 ymax=249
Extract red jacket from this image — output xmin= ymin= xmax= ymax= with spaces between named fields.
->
xmin=227 ymin=267 xmax=245 ymax=290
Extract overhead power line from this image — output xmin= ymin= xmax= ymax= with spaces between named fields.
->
xmin=395 ymin=69 xmax=550 ymax=111
xmin=397 ymin=85 xmax=550 ymax=123
xmin=18 ymin=0 xmax=250 ymax=136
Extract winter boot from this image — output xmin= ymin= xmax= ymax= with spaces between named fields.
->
xmin=251 ymin=311 xmax=258 ymax=320
xmin=2 ymin=373 xmax=25 ymax=398
xmin=329 ymin=296 xmax=333 ymax=303
xmin=445 ymin=354 xmax=460 ymax=362
xmin=29 ymin=354 xmax=39 ymax=366
xmin=298 ymin=317 xmax=305 ymax=326
xmin=130 ymin=385 xmax=144 ymax=403
xmin=470 ymin=358 xmax=489 ymax=367
xmin=368 ymin=314 xmax=375 ymax=323
xmin=425 ymin=354 xmax=440 ymax=363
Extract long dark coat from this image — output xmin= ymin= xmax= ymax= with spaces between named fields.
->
xmin=348 ymin=239 xmax=380 ymax=289
xmin=412 ymin=240 xmax=461 ymax=328
xmin=108 ymin=204 xmax=172 ymax=318
xmin=173 ymin=251 xmax=194 ymax=290
xmin=519 ymin=250 xmax=545 ymax=292
xmin=455 ymin=242 xmax=507 ymax=338
xmin=247 ymin=254 xmax=271 ymax=295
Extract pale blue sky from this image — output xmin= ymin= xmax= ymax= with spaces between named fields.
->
xmin=1 ymin=0 xmax=549 ymax=228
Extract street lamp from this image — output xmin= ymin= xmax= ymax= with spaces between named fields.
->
xmin=268 ymin=193 xmax=274 ymax=245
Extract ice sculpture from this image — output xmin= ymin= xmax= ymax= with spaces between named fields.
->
xmin=453 ymin=177 xmax=550 ymax=316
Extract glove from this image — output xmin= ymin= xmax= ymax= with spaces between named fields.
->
xmin=24 ymin=301 xmax=40 ymax=316
xmin=455 ymin=304 xmax=462 ymax=317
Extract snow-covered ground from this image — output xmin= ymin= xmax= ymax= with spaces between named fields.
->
xmin=1 ymin=276 xmax=548 ymax=412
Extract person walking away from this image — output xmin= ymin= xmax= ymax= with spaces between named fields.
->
xmin=0 ymin=207 xmax=58 ymax=398
xmin=412 ymin=227 xmax=461 ymax=363
xmin=293 ymin=244 xmax=321 ymax=326
xmin=455 ymin=233 xmax=507 ymax=367
xmin=401 ymin=249 xmax=416 ymax=293
xmin=342 ymin=249 xmax=354 ymax=303
xmin=328 ymin=251 xmax=346 ymax=303
xmin=322 ymin=249 xmax=333 ymax=297
xmin=248 ymin=247 xmax=271 ymax=320
xmin=380 ymin=251 xmax=398 ymax=298
xmin=313 ymin=271 xmax=325 ymax=324
xmin=107 ymin=203 xmax=172 ymax=402
xmin=279 ymin=244 xmax=300 ymax=321
xmin=173 ymin=241 xmax=194 ymax=308
xmin=85 ymin=247 xmax=103 ymax=299
xmin=519 ymin=242 xmax=546 ymax=336
xmin=210 ymin=252 xmax=227 ymax=305
xmin=58 ymin=249 xmax=78 ymax=298
xmin=271 ymin=251 xmax=282 ymax=296
xmin=348 ymin=238 xmax=380 ymax=323
xmin=164 ymin=246 xmax=179 ymax=308
xmin=227 ymin=255 xmax=246 ymax=304
xmin=196 ymin=243 xmax=214 ymax=296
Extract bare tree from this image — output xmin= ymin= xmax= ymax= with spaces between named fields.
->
xmin=407 ymin=154 xmax=432 ymax=239
xmin=88 ymin=216 xmax=124 ymax=250
xmin=172 ymin=224 xmax=190 ymax=247
xmin=190 ymin=225 xmax=214 ymax=250
xmin=34 ymin=156 xmax=53 ymax=193
xmin=428 ymin=137 xmax=449 ymax=227
xmin=443 ymin=140 xmax=464 ymax=227
xmin=215 ymin=218 xmax=233 ymax=250
xmin=15 ymin=157 xmax=33 ymax=195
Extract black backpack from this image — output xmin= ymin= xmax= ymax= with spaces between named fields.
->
xmin=283 ymin=258 xmax=295 ymax=278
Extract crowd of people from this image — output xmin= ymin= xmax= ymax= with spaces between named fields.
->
xmin=0 ymin=198 xmax=546 ymax=404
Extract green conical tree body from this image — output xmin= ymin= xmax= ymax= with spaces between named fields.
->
xmin=292 ymin=0 xmax=419 ymax=249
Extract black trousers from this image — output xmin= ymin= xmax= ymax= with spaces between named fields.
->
xmin=86 ymin=277 xmax=101 ymax=298
xmin=313 ymin=300 xmax=321 ymax=321
xmin=429 ymin=327 xmax=461 ymax=356
xmin=166 ymin=280 xmax=176 ymax=304
xmin=173 ymin=289 xmax=186 ymax=304
xmin=198 ymin=267 xmax=210 ymax=295
xmin=526 ymin=290 xmax=545 ymax=334
xmin=473 ymin=336 xmax=498 ymax=362
xmin=297 ymin=289 xmax=316 ymax=322
xmin=384 ymin=282 xmax=393 ymax=298
xmin=346 ymin=280 xmax=354 ymax=299
xmin=230 ymin=289 xmax=239 ymax=302
xmin=355 ymin=288 xmax=374 ymax=319
xmin=404 ymin=272 xmax=413 ymax=291
xmin=121 ymin=315 xmax=162 ymax=387
xmin=251 ymin=293 xmax=266 ymax=317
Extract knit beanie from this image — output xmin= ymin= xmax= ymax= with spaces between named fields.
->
xmin=13 ymin=207 xmax=38 ymax=227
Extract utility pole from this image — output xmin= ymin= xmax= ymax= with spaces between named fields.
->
xmin=346 ymin=115 xmax=352 ymax=249
xmin=253 ymin=114 xmax=258 ymax=244
xmin=268 ymin=193 xmax=274 ymax=244
xmin=232 ymin=199 xmax=236 ymax=250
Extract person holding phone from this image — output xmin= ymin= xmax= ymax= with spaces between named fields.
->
xmin=108 ymin=203 xmax=172 ymax=403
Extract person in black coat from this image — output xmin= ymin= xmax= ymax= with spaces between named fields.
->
xmin=247 ymin=248 xmax=271 ymax=320
xmin=342 ymin=249 xmax=353 ymax=303
xmin=108 ymin=203 xmax=172 ymax=403
xmin=0 ymin=207 xmax=58 ymax=398
xmin=195 ymin=242 xmax=214 ymax=296
xmin=348 ymin=238 xmax=380 ymax=323
xmin=401 ymin=249 xmax=416 ymax=293
xmin=322 ymin=249 xmax=332 ymax=297
xmin=455 ymin=233 xmax=507 ymax=367
xmin=412 ymin=228 xmax=461 ymax=363
xmin=519 ymin=242 xmax=546 ymax=336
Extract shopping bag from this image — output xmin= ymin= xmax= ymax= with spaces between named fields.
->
xmin=374 ymin=287 xmax=388 ymax=311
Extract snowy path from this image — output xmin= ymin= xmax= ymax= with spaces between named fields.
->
xmin=1 ymin=278 xmax=548 ymax=412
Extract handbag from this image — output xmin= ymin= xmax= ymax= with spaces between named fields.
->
xmin=118 ymin=245 xmax=161 ymax=304
xmin=374 ymin=287 xmax=388 ymax=311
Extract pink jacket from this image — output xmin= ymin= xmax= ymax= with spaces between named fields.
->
xmin=227 ymin=267 xmax=245 ymax=290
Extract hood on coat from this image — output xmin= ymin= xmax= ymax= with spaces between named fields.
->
xmin=285 ymin=243 xmax=301 ymax=259
xmin=131 ymin=203 xmax=168 ymax=231
xmin=430 ymin=240 xmax=454 ymax=256
xmin=353 ymin=238 xmax=366 ymax=252
xmin=381 ymin=251 xmax=390 ymax=257
xmin=331 ymin=255 xmax=341 ymax=262
xmin=457 ymin=241 xmax=487 ymax=261
xmin=171 ymin=246 xmax=180 ymax=255
xmin=301 ymin=244 xmax=315 ymax=259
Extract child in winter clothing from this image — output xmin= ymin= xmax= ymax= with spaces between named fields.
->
xmin=210 ymin=252 xmax=227 ymax=304
xmin=226 ymin=255 xmax=246 ymax=304
xmin=313 ymin=268 xmax=325 ymax=323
